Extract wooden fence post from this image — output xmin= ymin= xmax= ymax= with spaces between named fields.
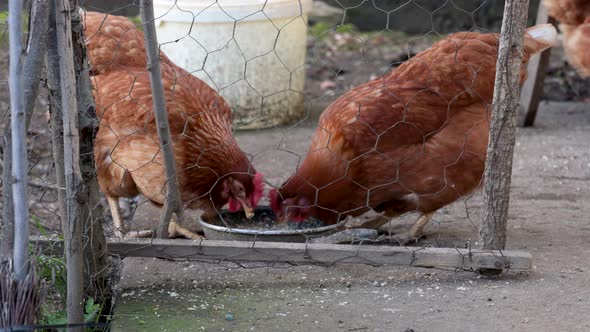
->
xmin=69 ymin=3 xmax=113 ymax=312
xmin=480 ymin=0 xmax=530 ymax=250
xmin=54 ymin=0 xmax=85 ymax=327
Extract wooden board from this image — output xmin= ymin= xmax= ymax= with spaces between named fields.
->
xmin=30 ymin=236 xmax=532 ymax=272
xmin=518 ymin=4 xmax=558 ymax=127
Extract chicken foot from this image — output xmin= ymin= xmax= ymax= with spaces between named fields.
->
xmin=350 ymin=210 xmax=435 ymax=245
xmin=126 ymin=215 xmax=203 ymax=240
xmin=107 ymin=195 xmax=202 ymax=240
xmin=166 ymin=215 xmax=202 ymax=240
xmin=387 ymin=212 xmax=435 ymax=245
xmin=349 ymin=209 xmax=400 ymax=230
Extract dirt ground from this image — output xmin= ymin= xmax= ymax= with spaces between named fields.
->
xmin=112 ymin=101 xmax=590 ymax=332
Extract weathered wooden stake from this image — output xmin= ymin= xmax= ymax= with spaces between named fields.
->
xmin=54 ymin=0 xmax=84 ymax=327
xmin=140 ymin=0 xmax=184 ymax=238
xmin=480 ymin=0 xmax=530 ymax=250
xmin=47 ymin=0 xmax=66 ymax=230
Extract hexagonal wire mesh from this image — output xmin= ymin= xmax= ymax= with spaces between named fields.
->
xmin=0 ymin=1 xmax=553 ymax=294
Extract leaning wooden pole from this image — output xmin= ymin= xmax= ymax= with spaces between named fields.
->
xmin=8 ymin=0 xmax=29 ymax=280
xmin=54 ymin=0 xmax=85 ymax=327
xmin=140 ymin=0 xmax=184 ymax=238
xmin=47 ymin=0 xmax=66 ymax=230
xmin=480 ymin=0 xmax=530 ymax=250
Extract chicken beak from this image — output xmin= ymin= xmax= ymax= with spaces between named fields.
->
xmin=244 ymin=206 xmax=255 ymax=219
xmin=237 ymin=197 xmax=255 ymax=219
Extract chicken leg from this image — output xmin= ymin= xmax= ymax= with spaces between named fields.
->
xmin=107 ymin=195 xmax=201 ymax=239
xmin=349 ymin=208 xmax=401 ymax=230
xmin=107 ymin=195 xmax=152 ymax=238
xmin=389 ymin=212 xmax=435 ymax=245
xmin=350 ymin=210 xmax=435 ymax=245
xmin=106 ymin=195 xmax=127 ymax=239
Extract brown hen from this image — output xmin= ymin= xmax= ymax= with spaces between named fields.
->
xmin=84 ymin=12 xmax=264 ymax=238
xmin=270 ymin=24 xmax=557 ymax=244
xmin=559 ymin=20 xmax=590 ymax=78
xmin=543 ymin=0 xmax=590 ymax=25
xmin=544 ymin=0 xmax=590 ymax=77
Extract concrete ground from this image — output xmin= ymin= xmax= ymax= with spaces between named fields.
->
xmin=112 ymin=101 xmax=590 ymax=332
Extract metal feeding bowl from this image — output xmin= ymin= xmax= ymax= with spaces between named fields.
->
xmin=199 ymin=206 xmax=346 ymax=243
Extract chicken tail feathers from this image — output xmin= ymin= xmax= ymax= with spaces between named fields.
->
xmin=82 ymin=12 xmax=150 ymax=75
xmin=525 ymin=24 xmax=559 ymax=54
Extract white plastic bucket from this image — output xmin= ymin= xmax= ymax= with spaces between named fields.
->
xmin=153 ymin=0 xmax=313 ymax=129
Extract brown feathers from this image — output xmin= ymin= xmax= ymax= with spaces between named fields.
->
xmin=543 ymin=0 xmax=590 ymax=77
xmin=87 ymin=12 xmax=263 ymax=217
xmin=271 ymin=26 xmax=558 ymax=224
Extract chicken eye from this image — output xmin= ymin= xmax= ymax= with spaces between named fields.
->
xmin=234 ymin=184 xmax=245 ymax=196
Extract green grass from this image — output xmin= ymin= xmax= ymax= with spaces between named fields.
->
xmin=0 ymin=10 xmax=31 ymax=47
xmin=31 ymin=217 xmax=104 ymax=331
xmin=39 ymin=296 xmax=104 ymax=332
xmin=0 ymin=10 xmax=30 ymax=30
xmin=112 ymin=288 xmax=255 ymax=331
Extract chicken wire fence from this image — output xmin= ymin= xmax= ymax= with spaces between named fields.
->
xmin=82 ymin=0 xmax=517 ymax=244
xmin=0 ymin=0 xmax=543 ymax=329
xmin=78 ymin=0 xmax=539 ymax=253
